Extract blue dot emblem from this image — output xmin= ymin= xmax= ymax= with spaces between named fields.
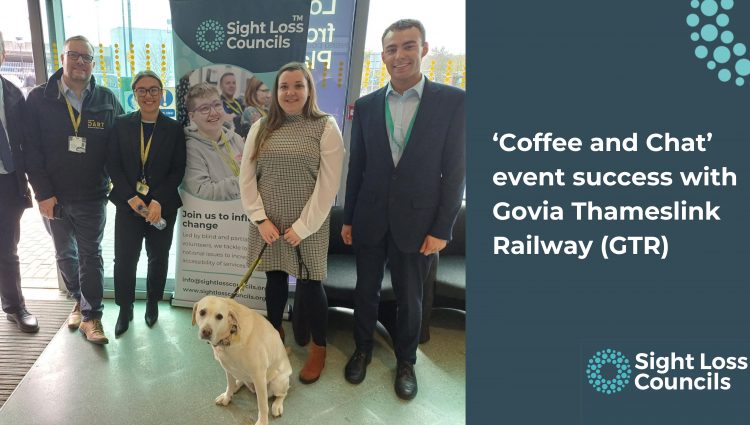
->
xmin=688 ymin=0 xmax=749 ymax=87
xmin=586 ymin=349 xmax=632 ymax=395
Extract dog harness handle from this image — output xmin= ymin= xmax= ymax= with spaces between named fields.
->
xmin=230 ymin=243 xmax=267 ymax=299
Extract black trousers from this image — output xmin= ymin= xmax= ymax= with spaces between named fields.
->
xmin=0 ymin=172 xmax=26 ymax=314
xmin=353 ymin=232 xmax=434 ymax=365
xmin=265 ymin=271 xmax=328 ymax=346
xmin=113 ymin=207 xmax=177 ymax=307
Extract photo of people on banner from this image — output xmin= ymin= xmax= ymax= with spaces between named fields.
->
xmin=179 ymin=65 xmax=270 ymax=202
xmin=173 ymin=64 xmax=277 ymax=313
xmin=169 ymin=0 xmax=314 ymax=312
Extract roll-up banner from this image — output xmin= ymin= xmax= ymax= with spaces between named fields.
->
xmin=169 ymin=0 xmax=312 ymax=309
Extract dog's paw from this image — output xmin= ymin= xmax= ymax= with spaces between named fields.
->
xmin=271 ymin=399 xmax=284 ymax=417
xmin=214 ymin=392 xmax=232 ymax=406
xmin=254 ymin=418 xmax=269 ymax=425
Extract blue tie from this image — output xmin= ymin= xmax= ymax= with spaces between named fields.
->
xmin=0 ymin=118 xmax=15 ymax=173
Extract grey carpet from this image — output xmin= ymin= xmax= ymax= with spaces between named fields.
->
xmin=0 ymin=299 xmax=73 ymax=407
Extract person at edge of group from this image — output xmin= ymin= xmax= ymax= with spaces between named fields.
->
xmin=0 ymin=30 xmax=39 ymax=333
xmin=240 ymin=62 xmax=345 ymax=385
xmin=341 ymin=19 xmax=466 ymax=400
xmin=107 ymin=70 xmax=186 ymax=337
xmin=238 ymin=76 xmax=271 ymax=137
xmin=183 ymin=83 xmax=245 ymax=201
xmin=218 ymin=72 xmax=243 ymax=132
xmin=23 ymin=35 xmax=124 ymax=345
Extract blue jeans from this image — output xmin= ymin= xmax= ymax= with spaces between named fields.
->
xmin=45 ymin=199 xmax=107 ymax=320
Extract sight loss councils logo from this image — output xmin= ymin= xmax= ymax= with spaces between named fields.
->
xmin=196 ymin=19 xmax=225 ymax=52
xmin=586 ymin=349 xmax=748 ymax=394
xmin=586 ymin=349 xmax=633 ymax=395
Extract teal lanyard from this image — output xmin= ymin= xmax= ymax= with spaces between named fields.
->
xmin=385 ymin=95 xmax=420 ymax=151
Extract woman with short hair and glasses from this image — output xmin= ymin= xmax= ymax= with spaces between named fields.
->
xmin=183 ymin=82 xmax=245 ymax=201
xmin=107 ymin=70 xmax=186 ymax=337
xmin=239 ymin=62 xmax=345 ymax=384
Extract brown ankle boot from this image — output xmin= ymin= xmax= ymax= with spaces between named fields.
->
xmin=276 ymin=326 xmax=285 ymax=343
xmin=299 ymin=342 xmax=326 ymax=384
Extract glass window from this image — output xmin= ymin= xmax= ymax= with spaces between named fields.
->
xmin=47 ymin=0 xmax=175 ymax=112
xmin=0 ymin=3 xmax=37 ymax=97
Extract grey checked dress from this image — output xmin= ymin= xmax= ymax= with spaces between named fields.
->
xmin=244 ymin=114 xmax=342 ymax=280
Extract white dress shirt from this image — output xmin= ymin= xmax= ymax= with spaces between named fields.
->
xmin=385 ymin=75 xmax=425 ymax=166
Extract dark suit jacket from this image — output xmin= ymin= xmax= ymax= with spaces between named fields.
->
xmin=344 ymin=79 xmax=466 ymax=253
xmin=107 ymin=111 xmax=187 ymax=216
xmin=1 ymin=76 xmax=32 ymax=208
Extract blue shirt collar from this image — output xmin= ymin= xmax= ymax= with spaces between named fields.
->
xmin=59 ymin=78 xmax=90 ymax=100
xmin=386 ymin=74 xmax=426 ymax=99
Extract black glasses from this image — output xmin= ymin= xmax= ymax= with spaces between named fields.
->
xmin=135 ymin=87 xmax=163 ymax=97
xmin=65 ymin=51 xmax=94 ymax=64
xmin=191 ymin=101 xmax=224 ymax=115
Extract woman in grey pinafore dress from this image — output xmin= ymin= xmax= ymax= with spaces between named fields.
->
xmin=239 ymin=62 xmax=345 ymax=384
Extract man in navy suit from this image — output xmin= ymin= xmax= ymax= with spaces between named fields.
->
xmin=0 ymin=30 xmax=39 ymax=333
xmin=341 ymin=19 xmax=465 ymax=400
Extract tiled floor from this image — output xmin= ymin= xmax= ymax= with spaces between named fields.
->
xmin=0 ymin=297 xmax=466 ymax=425
xmin=17 ymin=206 xmax=58 ymax=287
xmin=11 ymin=204 xmax=466 ymax=425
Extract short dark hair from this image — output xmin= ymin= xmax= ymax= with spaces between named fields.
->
xmin=131 ymin=70 xmax=163 ymax=90
xmin=219 ymin=72 xmax=236 ymax=85
xmin=381 ymin=19 xmax=426 ymax=46
xmin=64 ymin=35 xmax=95 ymax=54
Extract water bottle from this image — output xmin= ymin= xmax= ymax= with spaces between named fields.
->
xmin=137 ymin=205 xmax=167 ymax=230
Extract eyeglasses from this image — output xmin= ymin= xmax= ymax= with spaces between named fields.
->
xmin=135 ymin=87 xmax=163 ymax=97
xmin=191 ymin=101 xmax=224 ymax=115
xmin=65 ymin=51 xmax=94 ymax=64
xmin=258 ymin=88 xmax=270 ymax=93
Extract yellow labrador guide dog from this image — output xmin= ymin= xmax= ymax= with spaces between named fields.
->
xmin=193 ymin=296 xmax=292 ymax=425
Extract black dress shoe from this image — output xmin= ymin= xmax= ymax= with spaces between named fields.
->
xmin=145 ymin=302 xmax=158 ymax=327
xmin=6 ymin=309 xmax=39 ymax=333
xmin=395 ymin=361 xmax=418 ymax=400
xmin=344 ymin=350 xmax=372 ymax=384
xmin=115 ymin=305 xmax=133 ymax=337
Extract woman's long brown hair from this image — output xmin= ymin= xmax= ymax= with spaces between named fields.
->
xmin=251 ymin=62 xmax=327 ymax=161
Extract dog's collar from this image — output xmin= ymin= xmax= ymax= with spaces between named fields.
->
xmin=211 ymin=324 xmax=238 ymax=347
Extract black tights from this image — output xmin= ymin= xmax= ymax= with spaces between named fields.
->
xmin=265 ymin=271 xmax=327 ymax=346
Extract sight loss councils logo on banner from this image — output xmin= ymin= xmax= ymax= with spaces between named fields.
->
xmin=196 ymin=19 xmax=225 ymax=52
xmin=170 ymin=0 xmax=310 ymax=73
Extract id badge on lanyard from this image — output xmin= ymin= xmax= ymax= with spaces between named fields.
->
xmin=68 ymin=136 xmax=87 ymax=153
xmin=61 ymin=82 xmax=87 ymax=153
xmin=136 ymin=178 xmax=150 ymax=196
xmin=137 ymin=121 xmax=154 ymax=196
